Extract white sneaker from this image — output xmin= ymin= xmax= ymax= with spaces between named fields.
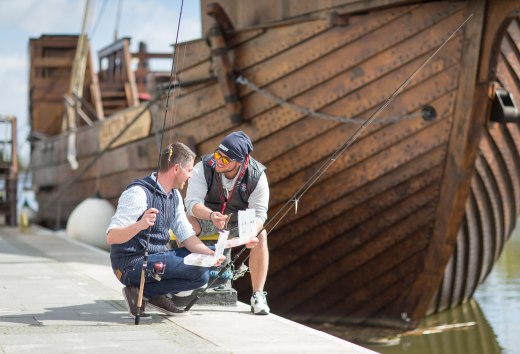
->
xmin=250 ymin=291 xmax=270 ymax=315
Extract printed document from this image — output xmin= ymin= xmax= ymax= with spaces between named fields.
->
xmin=225 ymin=209 xmax=257 ymax=248
xmin=183 ymin=230 xmax=229 ymax=267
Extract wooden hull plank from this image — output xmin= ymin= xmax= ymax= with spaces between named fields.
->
xmin=268 ymin=199 xmax=435 ymax=314
xmin=269 ymin=151 xmax=445 ymax=254
xmin=199 ymin=5 xmax=466 ymax=154
xmin=269 ymin=115 xmax=451 ymax=207
xmin=263 ymin=69 xmax=458 ymax=188
xmin=269 ymin=160 xmax=443 ymax=270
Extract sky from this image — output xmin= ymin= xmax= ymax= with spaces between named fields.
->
xmin=0 ymin=0 xmax=202 ymax=166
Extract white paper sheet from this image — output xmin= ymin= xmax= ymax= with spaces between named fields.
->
xmin=225 ymin=209 xmax=257 ymax=248
xmin=183 ymin=230 xmax=229 ymax=267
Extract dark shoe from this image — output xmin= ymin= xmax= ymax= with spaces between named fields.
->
xmin=148 ymin=295 xmax=184 ymax=316
xmin=122 ymin=286 xmax=151 ymax=320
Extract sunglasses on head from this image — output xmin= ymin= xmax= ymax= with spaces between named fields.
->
xmin=214 ymin=150 xmax=234 ymax=165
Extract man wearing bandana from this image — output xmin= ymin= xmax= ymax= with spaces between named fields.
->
xmin=185 ymin=131 xmax=271 ymax=315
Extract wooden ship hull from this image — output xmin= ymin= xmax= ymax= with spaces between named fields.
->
xmin=29 ymin=0 xmax=520 ymax=328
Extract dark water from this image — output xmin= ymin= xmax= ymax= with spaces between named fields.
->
xmin=472 ymin=223 xmax=520 ymax=354
xmin=364 ymin=222 xmax=520 ymax=354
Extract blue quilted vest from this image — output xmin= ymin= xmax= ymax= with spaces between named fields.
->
xmin=110 ymin=175 xmax=178 ymax=271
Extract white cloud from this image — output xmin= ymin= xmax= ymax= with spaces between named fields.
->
xmin=117 ymin=0 xmax=201 ymax=52
xmin=0 ymin=0 xmax=201 ymax=167
xmin=0 ymin=55 xmax=29 ymax=165
xmin=0 ymin=56 xmax=28 ymax=120
xmin=0 ymin=0 xmax=83 ymax=35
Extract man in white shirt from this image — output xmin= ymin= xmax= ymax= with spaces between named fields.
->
xmin=106 ymin=142 xmax=235 ymax=319
xmin=185 ymin=131 xmax=271 ymax=315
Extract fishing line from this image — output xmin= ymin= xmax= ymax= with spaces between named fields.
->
xmin=114 ymin=0 xmax=123 ymax=41
xmin=89 ymin=0 xmax=108 ymax=39
xmin=263 ymin=13 xmax=474 ymax=235
xmin=135 ymin=0 xmax=185 ymax=325
xmin=153 ymin=31 xmax=189 ymax=152
xmin=184 ymin=12 xmax=474 ymax=311
xmin=235 ymin=75 xmax=426 ymax=125
xmin=167 ymin=2 xmax=189 ymax=142
xmin=41 ymin=92 xmax=167 ymax=212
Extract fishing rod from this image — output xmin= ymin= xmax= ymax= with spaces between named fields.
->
xmin=134 ymin=0 xmax=185 ymax=325
xmin=184 ymin=13 xmax=474 ymax=312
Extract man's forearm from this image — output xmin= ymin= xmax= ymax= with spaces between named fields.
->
xmin=256 ymin=220 xmax=265 ymax=234
xmin=182 ymin=235 xmax=214 ymax=255
xmin=106 ymin=224 xmax=142 ymax=245
xmin=191 ymin=203 xmax=213 ymax=220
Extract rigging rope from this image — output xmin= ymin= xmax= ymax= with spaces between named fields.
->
xmin=40 ymin=3 xmax=189 ymax=213
xmin=167 ymin=3 xmax=189 ymax=143
xmin=262 ymin=13 xmax=474 ymax=236
xmin=185 ymin=13 xmax=474 ymax=311
xmin=114 ymin=0 xmax=123 ymax=41
xmin=40 ymin=92 xmax=168 ymax=212
xmin=235 ymin=75 xmax=424 ymax=124
xmin=134 ymin=0 xmax=185 ymax=325
xmin=89 ymin=0 xmax=108 ymax=39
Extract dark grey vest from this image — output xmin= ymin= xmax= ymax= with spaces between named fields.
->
xmin=110 ymin=175 xmax=178 ymax=270
xmin=202 ymin=154 xmax=266 ymax=225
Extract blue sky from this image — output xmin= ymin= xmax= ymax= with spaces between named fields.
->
xmin=0 ymin=0 xmax=202 ymax=165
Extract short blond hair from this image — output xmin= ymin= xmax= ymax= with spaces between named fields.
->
xmin=159 ymin=142 xmax=195 ymax=172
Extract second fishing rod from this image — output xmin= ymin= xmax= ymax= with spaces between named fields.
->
xmin=183 ymin=13 xmax=473 ymax=312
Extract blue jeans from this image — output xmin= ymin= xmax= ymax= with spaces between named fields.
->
xmin=121 ymin=247 xmax=210 ymax=298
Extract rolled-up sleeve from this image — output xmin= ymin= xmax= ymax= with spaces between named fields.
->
xmin=106 ymin=186 xmax=147 ymax=233
xmin=172 ymin=190 xmax=196 ymax=243
xmin=248 ymin=173 xmax=269 ymax=224
xmin=185 ymin=161 xmax=208 ymax=216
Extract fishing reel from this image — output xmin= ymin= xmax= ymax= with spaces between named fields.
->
xmin=148 ymin=262 xmax=165 ymax=281
xmin=233 ymin=263 xmax=249 ymax=280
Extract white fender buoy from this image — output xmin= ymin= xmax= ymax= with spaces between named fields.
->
xmin=66 ymin=197 xmax=115 ymax=251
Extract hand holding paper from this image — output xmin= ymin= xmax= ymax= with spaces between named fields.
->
xmin=223 ymin=209 xmax=258 ymax=248
xmin=183 ymin=230 xmax=229 ymax=267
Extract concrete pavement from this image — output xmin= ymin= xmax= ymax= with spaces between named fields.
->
xmin=0 ymin=225 xmax=378 ymax=354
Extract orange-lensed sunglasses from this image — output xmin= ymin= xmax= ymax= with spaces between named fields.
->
xmin=214 ymin=150 xmax=234 ymax=165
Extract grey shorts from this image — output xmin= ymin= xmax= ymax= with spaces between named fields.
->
xmin=198 ymin=219 xmax=239 ymax=238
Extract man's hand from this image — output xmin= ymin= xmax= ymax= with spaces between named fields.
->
xmin=210 ymin=211 xmax=229 ymax=229
xmin=214 ymin=254 xmax=227 ymax=267
xmin=138 ymin=208 xmax=159 ymax=230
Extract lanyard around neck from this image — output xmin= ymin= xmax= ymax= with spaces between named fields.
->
xmin=216 ymin=155 xmax=249 ymax=214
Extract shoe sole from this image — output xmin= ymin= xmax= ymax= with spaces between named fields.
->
xmin=147 ymin=302 xmax=186 ymax=316
xmin=122 ymin=288 xmax=152 ymax=320
xmin=128 ymin=313 xmax=152 ymax=320
xmin=250 ymin=306 xmax=269 ymax=315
